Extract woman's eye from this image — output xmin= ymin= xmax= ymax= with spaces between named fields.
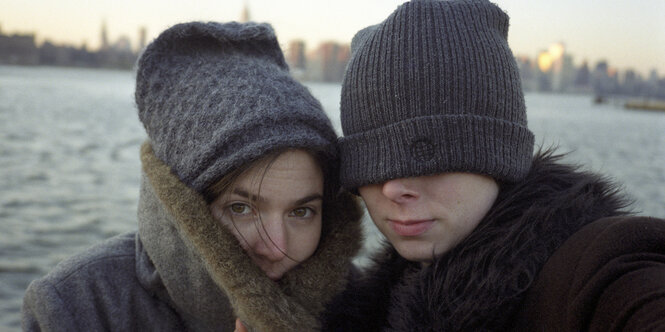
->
xmin=229 ymin=203 xmax=251 ymax=215
xmin=290 ymin=207 xmax=313 ymax=218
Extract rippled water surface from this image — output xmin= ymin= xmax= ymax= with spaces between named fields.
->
xmin=1 ymin=65 xmax=664 ymax=330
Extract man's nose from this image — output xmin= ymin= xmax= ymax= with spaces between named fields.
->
xmin=381 ymin=178 xmax=420 ymax=204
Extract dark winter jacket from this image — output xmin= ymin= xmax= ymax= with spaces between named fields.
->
xmin=323 ymin=151 xmax=665 ymax=331
xmin=22 ymin=142 xmax=363 ymax=331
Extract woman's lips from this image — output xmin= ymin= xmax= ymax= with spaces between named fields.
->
xmin=389 ymin=219 xmax=435 ymax=237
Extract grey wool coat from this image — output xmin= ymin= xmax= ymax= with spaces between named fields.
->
xmin=22 ymin=142 xmax=364 ymax=331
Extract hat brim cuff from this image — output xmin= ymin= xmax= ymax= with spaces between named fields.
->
xmin=339 ymin=114 xmax=534 ymax=191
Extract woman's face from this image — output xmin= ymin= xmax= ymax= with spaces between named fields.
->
xmin=209 ymin=150 xmax=324 ymax=281
xmin=358 ymin=172 xmax=498 ymax=263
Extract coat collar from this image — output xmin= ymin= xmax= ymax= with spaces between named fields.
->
xmin=369 ymin=150 xmax=631 ymax=331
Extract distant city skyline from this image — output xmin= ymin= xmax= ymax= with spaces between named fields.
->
xmin=1 ymin=0 xmax=663 ymax=76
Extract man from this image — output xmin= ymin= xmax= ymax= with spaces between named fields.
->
xmin=324 ymin=0 xmax=665 ymax=330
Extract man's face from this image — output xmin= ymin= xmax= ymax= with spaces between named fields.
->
xmin=359 ymin=172 xmax=499 ymax=262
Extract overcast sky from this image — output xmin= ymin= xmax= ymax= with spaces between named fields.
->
xmin=2 ymin=0 xmax=663 ymax=76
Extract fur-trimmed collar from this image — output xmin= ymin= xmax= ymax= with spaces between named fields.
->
xmin=325 ymin=150 xmax=630 ymax=331
xmin=138 ymin=142 xmax=363 ymax=331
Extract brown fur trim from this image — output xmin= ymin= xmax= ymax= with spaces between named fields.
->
xmin=140 ymin=142 xmax=362 ymax=331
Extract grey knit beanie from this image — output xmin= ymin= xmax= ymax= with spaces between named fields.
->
xmin=135 ymin=22 xmax=337 ymax=192
xmin=339 ymin=0 xmax=534 ymax=190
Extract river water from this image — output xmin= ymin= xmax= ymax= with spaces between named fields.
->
xmin=1 ymin=65 xmax=664 ymax=330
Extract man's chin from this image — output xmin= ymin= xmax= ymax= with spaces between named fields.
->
xmin=393 ymin=242 xmax=436 ymax=263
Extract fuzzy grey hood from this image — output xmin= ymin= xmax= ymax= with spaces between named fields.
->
xmin=137 ymin=142 xmax=363 ymax=331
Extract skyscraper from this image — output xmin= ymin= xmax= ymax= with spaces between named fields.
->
xmin=100 ymin=20 xmax=109 ymax=51
xmin=309 ymin=42 xmax=350 ymax=82
xmin=138 ymin=27 xmax=147 ymax=52
xmin=549 ymin=43 xmax=575 ymax=92
xmin=240 ymin=1 xmax=251 ymax=22
xmin=286 ymin=40 xmax=306 ymax=70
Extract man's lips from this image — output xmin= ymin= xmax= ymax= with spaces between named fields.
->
xmin=388 ymin=219 xmax=435 ymax=237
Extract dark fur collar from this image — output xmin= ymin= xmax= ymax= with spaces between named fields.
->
xmin=325 ymin=150 xmax=630 ymax=331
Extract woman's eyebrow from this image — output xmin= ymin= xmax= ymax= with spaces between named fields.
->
xmin=294 ymin=194 xmax=323 ymax=206
xmin=231 ymin=189 xmax=322 ymax=206
xmin=232 ymin=188 xmax=263 ymax=202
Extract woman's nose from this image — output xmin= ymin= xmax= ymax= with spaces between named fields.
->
xmin=252 ymin=215 xmax=287 ymax=261
xmin=381 ymin=178 xmax=420 ymax=204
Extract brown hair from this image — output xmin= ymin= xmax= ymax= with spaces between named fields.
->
xmin=203 ymin=147 xmax=336 ymax=204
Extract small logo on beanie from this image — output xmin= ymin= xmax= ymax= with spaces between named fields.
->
xmin=410 ymin=138 xmax=436 ymax=162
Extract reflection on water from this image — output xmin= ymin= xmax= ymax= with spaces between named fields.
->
xmin=1 ymin=65 xmax=664 ymax=330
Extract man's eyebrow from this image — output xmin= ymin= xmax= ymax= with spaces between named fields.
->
xmin=231 ymin=188 xmax=322 ymax=206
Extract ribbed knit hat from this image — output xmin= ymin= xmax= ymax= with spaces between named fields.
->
xmin=135 ymin=22 xmax=337 ymax=192
xmin=339 ymin=0 xmax=534 ymax=190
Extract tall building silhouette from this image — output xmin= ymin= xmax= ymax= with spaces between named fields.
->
xmin=308 ymin=42 xmax=350 ymax=82
xmin=138 ymin=27 xmax=147 ymax=52
xmin=534 ymin=42 xmax=575 ymax=92
xmin=592 ymin=60 xmax=613 ymax=95
xmin=536 ymin=50 xmax=552 ymax=91
xmin=516 ymin=56 xmax=537 ymax=91
xmin=286 ymin=40 xmax=306 ymax=70
xmin=240 ymin=1 xmax=251 ymax=22
xmin=574 ymin=60 xmax=591 ymax=91
xmin=100 ymin=20 xmax=109 ymax=51
xmin=549 ymin=43 xmax=575 ymax=92
xmin=286 ymin=40 xmax=307 ymax=80
xmin=0 ymin=29 xmax=38 ymax=65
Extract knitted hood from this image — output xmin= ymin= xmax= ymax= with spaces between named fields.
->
xmin=135 ymin=21 xmax=337 ymax=193
xmin=137 ymin=142 xmax=363 ymax=331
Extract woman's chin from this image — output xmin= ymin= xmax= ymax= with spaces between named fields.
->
xmin=263 ymin=268 xmax=285 ymax=281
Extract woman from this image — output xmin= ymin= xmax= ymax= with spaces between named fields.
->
xmin=324 ymin=0 xmax=665 ymax=330
xmin=22 ymin=21 xmax=362 ymax=331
